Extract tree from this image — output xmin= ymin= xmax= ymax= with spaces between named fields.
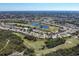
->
xmin=24 ymin=48 xmax=35 ymax=56
xmin=46 ymin=45 xmax=79 ymax=56
xmin=45 ymin=37 xmax=65 ymax=48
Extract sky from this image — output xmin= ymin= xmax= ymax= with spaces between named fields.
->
xmin=0 ymin=3 xmax=79 ymax=11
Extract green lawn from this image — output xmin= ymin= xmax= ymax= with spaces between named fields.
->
xmin=35 ymin=37 xmax=79 ymax=55
xmin=49 ymin=26 xmax=59 ymax=32
xmin=13 ymin=32 xmax=46 ymax=51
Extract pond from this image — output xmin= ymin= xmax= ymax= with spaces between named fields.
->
xmin=32 ymin=22 xmax=49 ymax=29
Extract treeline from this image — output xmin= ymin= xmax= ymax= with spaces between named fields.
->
xmin=0 ymin=30 xmax=26 ymax=56
xmin=45 ymin=45 xmax=79 ymax=56
xmin=45 ymin=38 xmax=66 ymax=48
xmin=24 ymin=35 xmax=37 ymax=41
xmin=0 ymin=19 xmax=29 ymax=24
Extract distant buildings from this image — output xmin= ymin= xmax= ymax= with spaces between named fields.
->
xmin=0 ymin=19 xmax=79 ymax=39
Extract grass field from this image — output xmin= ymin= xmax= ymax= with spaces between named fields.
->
xmin=48 ymin=26 xmax=59 ymax=32
xmin=35 ymin=37 xmax=79 ymax=55
xmin=13 ymin=32 xmax=46 ymax=51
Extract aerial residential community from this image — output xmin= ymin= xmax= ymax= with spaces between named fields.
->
xmin=0 ymin=3 xmax=79 ymax=56
xmin=0 ymin=16 xmax=79 ymax=39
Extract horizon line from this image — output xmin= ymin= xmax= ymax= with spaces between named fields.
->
xmin=0 ymin=10 xmax=79 ymax=11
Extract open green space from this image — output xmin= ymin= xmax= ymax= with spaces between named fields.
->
xmin=48 ymin=26 xmax=59 ymax=32
xmin=35 ymin=37 xmax=79 ymax=55
xmin=13 ymin=32 xmax=46 ymax=51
